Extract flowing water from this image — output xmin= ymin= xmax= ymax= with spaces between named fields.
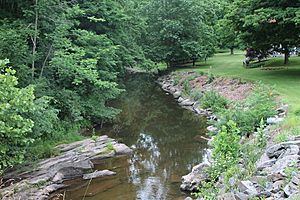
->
xmin=57 ymin=74 xmax=208 ymax=200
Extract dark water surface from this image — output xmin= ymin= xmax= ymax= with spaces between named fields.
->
xmin=60 ymin=74 xmax=208 ymax=200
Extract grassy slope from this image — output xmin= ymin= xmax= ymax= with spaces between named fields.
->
xmin=177 ymin=51 xmax=300 ymax=115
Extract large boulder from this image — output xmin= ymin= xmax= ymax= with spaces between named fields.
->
xmin=180 ymin=162 xmax=210 ymax=191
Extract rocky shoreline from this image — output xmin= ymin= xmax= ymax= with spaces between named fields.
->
xmin=157 ymin=75 xmax=217 ymax=121
xmin=158 ymin=72 xmax=300 ymax=199
xmin=0 ymin=136 xmax=132 ymax=200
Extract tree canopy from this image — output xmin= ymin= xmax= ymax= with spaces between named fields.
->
xmin=143 ymin=0 xmax=218 ymax=66
xmin=227 ymin=0 xmax=300 ymax=63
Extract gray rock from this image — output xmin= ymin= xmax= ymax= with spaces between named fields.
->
xmin=113 ymin=143 xmax=133 ymax=155
xmin=178 ymin=97 xmax=184 ymax=103
xmin=284 ymin=182 xmax=299 ymax=197
xmin=180 ymin=99 xmax=195 ymax=106
xmin=184 ymin=197 xmax=193 ymax=200
xmin=281 ymin=140 xmax=300 ymax=147
xmin=162 ymin=84 xmax=169 ymax=90
xmin=266 ymin=117 xmax=284 ymax=125
xmin=83 ymin=170 xmax=116 ymax=180
xmin=287 ymin=193 xmax=300 ymax=200
xmin=266 ymin=144 xmax=284 ymax=158
xmin=238 ymin=180 xmax=258 ymax=197
xmin=269 ymin=155 xmax=300 ymax=174
xmin=229 ymin=177 xmax=236 ymax=187
xmin=277 ymin=104 xmax=288 ymax=114
xmin=217 ymin=193 xmax=236 ymax=200
xmin=273 ymin=191 xmax=284 ymax=199
xmin=267 ymin=173 xmax=285 ymax=182
xmin=234 ymin=192 xmax=249 ymax=200
xmin=180 ymin=163 xmax=210 ymax=191
xmin=258 ymin=191 xmax=272 ymax=198
xmin=257 ymin=158 xmax=277 ymax=170
xmin=173 ymin=91 xmax=181 ymax=99
xmin=284 ymin=145 xmax=300 ymax=157
xmin=272 ymin=180 xmax=285 ymax=193
xmin=207 ymin=126 xmax=218 ymax=133
xmin=291 ymin=176 xmax=300 ymax=185
xmin=44 ymin=184 xmax=65 ymax=193
xmin=169 ymin=86 xmax=177 ymax=93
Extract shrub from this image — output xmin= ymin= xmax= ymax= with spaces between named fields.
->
xmin=211 ymin=121 xmax=241 ymax=170
xmin=214 ymin=87 xmax=276 ymax=135
xmin=201 ymin=90 xmax=228 ymax=113
xmin=193 ymin=121 xmax=241 ymax=198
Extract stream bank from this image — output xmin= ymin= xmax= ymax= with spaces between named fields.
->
xmin=158 ymin=71 xmax=300 ymax=199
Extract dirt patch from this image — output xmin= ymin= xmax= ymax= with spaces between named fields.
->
xmin=175 ymin=72 xmax=254 ymax=101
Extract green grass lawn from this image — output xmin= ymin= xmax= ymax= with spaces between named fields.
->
xmin=178 ymin=51 xmax=300 ymax=115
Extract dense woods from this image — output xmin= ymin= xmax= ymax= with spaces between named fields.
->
xmin=0 ymin=0 xmax=299 ymax=174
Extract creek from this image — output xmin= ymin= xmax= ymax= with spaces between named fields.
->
xmin=59 ymin=74 xmax=208 ymax=200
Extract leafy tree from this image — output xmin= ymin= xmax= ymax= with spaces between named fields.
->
xmin=0 ymin=59 xmax=35 ymax=171
xmin=216 ymin=19 xmax=240 ymax=54
xmin=143 ymin=0 xmax=217 ymax=66
xmin=227 ymin=0 xmax=300 ymax=64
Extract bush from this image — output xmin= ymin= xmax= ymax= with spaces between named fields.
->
xmin=193 ymin=121 xmax=241 ymax=198
xmin=214 ymin=87 xmax=276 ymax=135
xmin=201 ymin=90 xmax=228 ymax=113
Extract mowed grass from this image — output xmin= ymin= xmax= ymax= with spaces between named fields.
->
xmin=176 ymin=51 xmax=300 ymax=133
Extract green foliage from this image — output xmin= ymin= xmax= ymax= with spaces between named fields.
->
xmin=26 ymin=96 xmax=59 ymax=140
xmin=106 ymin=142 xmax=115 ymax=151
xmin=284 ymin=163 xmax=299 ymax=182
xmin=91 ymin=128 xmax=97 ymax=142
xmin=274 ymin=126 xmax=300 ymax=143
xmin=209 ymin=121 xmax=241 ymax=180
xmin=201 ymin=91 xmax=228 ymax=113
xmin=227 ymin=0 xmax=300 ymax=63
xmin=215 ymin=86 xmax=277 ymax=134
xmin=211 ymin=120 xmax=241 ymax=171
xmin=192 ymin=181 xmax=218 ymax=200
xmin=143 ymin=0 xmax=218 ymax=65
xmin=193 ymin=121 xmax=241 ymax=198
xmin=190 ymin=90 xmax=203 ymax=101
xmin=255 ymin=119 xmax=267 ymax=148
xmin=0 ymin=59 xmax=35 ymax=171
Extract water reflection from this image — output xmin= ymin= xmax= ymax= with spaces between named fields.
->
xmin=56 ymin=74 xmax=208 ymax=200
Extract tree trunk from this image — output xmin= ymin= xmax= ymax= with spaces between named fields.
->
xmin=230 ymin=48 xmax=234 ymax=55
xmin=31 ymin=0 xmax=38 ymax=80
xmin=40 ymin=44 xmax=52 ymax=79
xmin=284 ymin=48 xmax=289 ymax=65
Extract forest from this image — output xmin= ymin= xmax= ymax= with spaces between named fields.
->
xmin=0 ymin=0 xmax=299 ymax=182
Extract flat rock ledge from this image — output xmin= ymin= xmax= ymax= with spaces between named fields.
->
xmin=0 ymin=135 xmax=132 ymax=200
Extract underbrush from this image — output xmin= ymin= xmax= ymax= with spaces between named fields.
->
xmin=25 ymin=122 xmax=84 ymax=161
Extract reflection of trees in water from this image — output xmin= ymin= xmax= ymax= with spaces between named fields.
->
xmin=128 ymin=132 xmax=206 ymax=199
xmin=97 ymin=74 xmax=208 ymax=200
xmin=129 ymin=133 xmax=168 ymax=200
